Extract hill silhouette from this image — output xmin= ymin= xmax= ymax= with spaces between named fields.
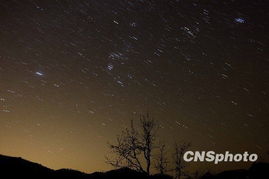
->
xmin=201 ymin=162 xmax=269 ymax=179
xmin=1 ymin=154 xmax=269 ymax=179
xmin=0 ymin=154 xmax=172 ymax=179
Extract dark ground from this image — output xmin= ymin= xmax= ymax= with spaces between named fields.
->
xmin=1 ymin=154 xmax=269 ymax=179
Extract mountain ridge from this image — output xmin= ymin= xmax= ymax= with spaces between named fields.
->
xmin=0 ymin=154 xmax=172 ymax=179
xmin=1 ymin=154 xmax=269 ymax=179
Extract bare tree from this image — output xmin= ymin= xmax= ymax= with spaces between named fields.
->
xmin=173 ymin=142 xmax=191 ymax=179
xmin=106 ymin=114 xmax=157 ymax=175
xmin=140 ymin=114 xmax=156 ymax=174
xmin=106 ymin=120 xmax=144 ymax=172
xmin=155 ymin=144 xmax=168 ymax=174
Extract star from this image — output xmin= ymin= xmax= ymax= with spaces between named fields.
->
xmin=35 ymin=72 xmax=44 ymax=76
xmin=234 ymin=17 xmax=245 ymax=23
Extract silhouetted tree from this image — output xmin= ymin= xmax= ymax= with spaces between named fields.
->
xmin=173 ymin=142 xmax=190 ymax=179
xmin=155 ymin=144 xmax=168 ymax=175
xmin=106 ymin=113 xmax=157 ymax=175
xmin=140 ymin=114 xmax=156 ymax=174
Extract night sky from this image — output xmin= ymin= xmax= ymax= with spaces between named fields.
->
xmin=0 ymin=0 xmax=269 ymax=174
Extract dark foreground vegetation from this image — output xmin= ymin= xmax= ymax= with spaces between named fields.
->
xmin=1 ymin=154 xmax=269 ymax=179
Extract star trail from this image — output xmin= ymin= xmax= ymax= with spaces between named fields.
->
xmin=0 ymin=0 xmax=268 ymax=174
